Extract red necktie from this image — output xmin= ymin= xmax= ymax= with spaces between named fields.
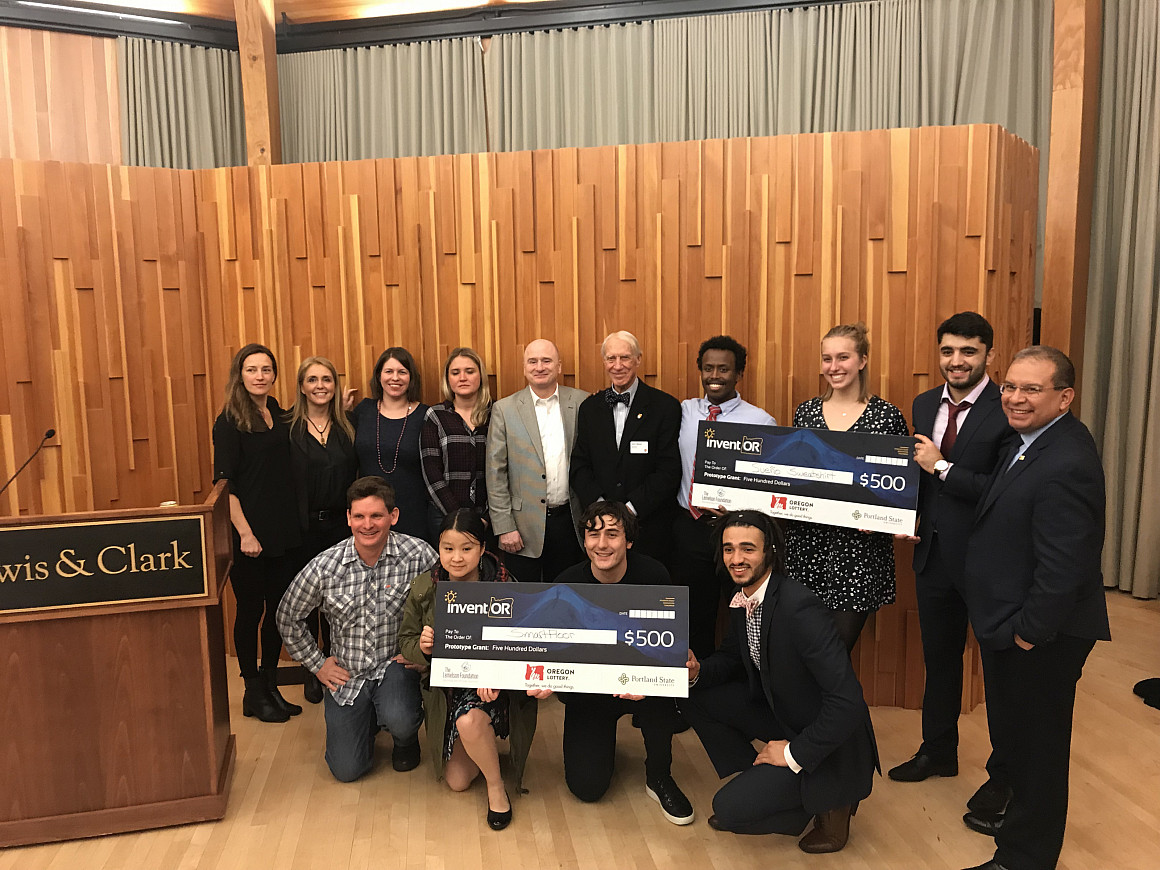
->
xmin=689 ymin=404 xmax=722 ymax=519
xmin=940 ymin=399 xmax=971 ymax=457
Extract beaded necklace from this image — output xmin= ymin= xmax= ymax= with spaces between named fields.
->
xmin=376 ymin=400 xmax=413 ymax=474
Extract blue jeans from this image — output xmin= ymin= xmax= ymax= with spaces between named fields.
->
xmin=323 ymin=663 xmax=423 ymax=782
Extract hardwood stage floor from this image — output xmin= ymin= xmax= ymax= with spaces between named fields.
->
xmin=4 ymin=591 xmax=1158 ymax=870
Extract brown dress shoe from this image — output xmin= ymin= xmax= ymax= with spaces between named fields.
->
xmin=798 ymin=804 xmax=853 ymax=853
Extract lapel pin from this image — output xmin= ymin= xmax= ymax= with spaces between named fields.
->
xmin=636 ymin=413 xmax=642 ymax=419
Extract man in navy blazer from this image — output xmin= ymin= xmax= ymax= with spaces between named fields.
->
xmin=682 ymin=511 xmax=878 ymax=854
xmin=570 ymin=330 xmax=682 ymax=562
xmin=960 ymin=346 xmax=1110 ymax=870
xmin=889 ymin=313 xmax=1014 ymax=818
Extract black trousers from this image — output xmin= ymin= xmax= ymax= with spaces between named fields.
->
xmin=669 ymin=511 xmax=727 ymax=658
xmin=230 ymin=549 xmax=294 ymax=679
xmin=503 ymin=504 xmax=584 ymax=583
xmin=680 ymin=680 xmax=812 ymax=835
xmin=916 ymin=538 xmax=1006 ymax=782
xmin=982 ymin=635 xmax=1094 ymax=870
xmin=561 ymin=694 xmax=675 ymax=802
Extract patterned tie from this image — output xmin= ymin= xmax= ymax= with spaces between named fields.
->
xmin=605 ymin=388 xmax=631 ymax=407
xmin=729 ymin=588 xmax=760 ymax=616
xmin=940 ymin=399 xmax=971 ymax=457
xmin=689 ymin=404 xmax=723 ymax=519
xmin=729 ymin=590 xmax=763 ymax=667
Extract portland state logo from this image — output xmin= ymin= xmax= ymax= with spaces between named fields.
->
xmin=851 ymin=510 xmax=863 ymax=521
xmin=618 ymin=673 xmax=630 ymax=686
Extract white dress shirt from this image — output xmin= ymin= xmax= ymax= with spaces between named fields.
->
xmin=612 ymin=378 xmax=640 ymax=449
xmin=932 ymin=375 xmax=991 ymax=480
xmin=531 ymin=385 xmax=569 ymax=507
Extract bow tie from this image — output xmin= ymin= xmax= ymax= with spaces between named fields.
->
xmin=605 ymin=389 xmax=631 ymax=407
xmin=729 ymin=589 xmax=761 ymax=617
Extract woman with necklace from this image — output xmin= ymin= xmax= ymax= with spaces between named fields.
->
xmin=420 ymin=347 xmax=493 ymax=543
xmin=785 ymin=322 xmax=909 ymax=653
xmin=212 ymin=343 xmax=302 ymax=723
xmin=351 ymin=347 xmax=431 ymax=542
xmin=288 ymin=356 xmax=359 ymax=704
xmin=399 ymin=508 xmax=539 ymax=831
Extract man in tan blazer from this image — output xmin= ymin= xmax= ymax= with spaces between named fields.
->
xmin=487 ymin=339 xmax=587 ymax=582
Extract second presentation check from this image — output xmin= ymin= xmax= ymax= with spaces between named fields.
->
xmin=430 ymin=582 xmax=689 ymax=698
xmin=691 ymin=420 xmax=919 ymax=534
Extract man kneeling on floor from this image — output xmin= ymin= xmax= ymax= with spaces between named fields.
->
xmin=543 ymin=500 xmax=695 ymax=825
xmin=277 ymin=476 xmax=437 ymax=782
xmin=681 ymin=510 xmax=878 ymax=852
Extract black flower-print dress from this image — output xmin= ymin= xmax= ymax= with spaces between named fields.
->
xmin=785 ymin=395 xmax=910 ymax=613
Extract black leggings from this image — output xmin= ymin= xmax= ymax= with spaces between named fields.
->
xmin=230 ymin=550 xmax=293 ymax=679
xmin=831 ymin=609 xmax=871 ymax=654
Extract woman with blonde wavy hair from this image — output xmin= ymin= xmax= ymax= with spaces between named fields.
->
xmin=287 ymin=355 xmax=359 ymax=703
xmin=785 ymin=322 xmax=909 ymax=653
xmin=419 ymin=347 xmax=493 ymax=542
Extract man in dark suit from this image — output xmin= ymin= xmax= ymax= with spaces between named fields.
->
xmin=570 ymin=330 xmax=681 ymax=562
xmin=682 ymin=511 xmax=878 ymax=854
xmin=960 ymin=346 xmax=1110 ymax=870
xmin=889 ymin=313 xmax=1014 ymax=820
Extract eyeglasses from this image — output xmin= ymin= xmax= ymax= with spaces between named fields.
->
xmin=998 ymin=383 xmax=1065 ymax=397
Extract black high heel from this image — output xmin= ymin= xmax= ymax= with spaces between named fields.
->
xmin=487 ymin=789 xmax=512 ymax=831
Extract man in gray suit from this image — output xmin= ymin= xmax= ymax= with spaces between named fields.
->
xmin=487 ymin=338 xmax=587 ymax=582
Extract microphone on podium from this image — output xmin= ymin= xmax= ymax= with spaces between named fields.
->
xmin=0 ymin=428 xmax=57 ymax=498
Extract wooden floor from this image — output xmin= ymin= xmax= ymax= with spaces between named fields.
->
xmin=4 ymin=591 xmax=1158 ymax=870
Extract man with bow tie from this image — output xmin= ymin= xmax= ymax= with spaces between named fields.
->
xmin=570 ymin=330 xmax=682 ymax=562
xmin=681 ymin=510 xmax=878 ymax=854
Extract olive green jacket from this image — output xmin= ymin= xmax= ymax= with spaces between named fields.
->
xmin=399 ymin=568 xmax=539 ymax=790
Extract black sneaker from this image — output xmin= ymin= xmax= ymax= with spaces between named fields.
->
xmin=646 ymin=775 xmax=695 ymax=826
xmin=391 ymin=740 xmax=421 ymax=772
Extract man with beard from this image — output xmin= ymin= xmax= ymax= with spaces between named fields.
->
xmin=674 ymin=335 xmax=775 ymax=657
xmin=681 ymin=511 xmax=878 ymax=853
xmin=889 ymin=313 xmax=1014 ymax=828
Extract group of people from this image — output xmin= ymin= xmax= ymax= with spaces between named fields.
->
xmin=211 ymin=314 xmax=1108 ymax=870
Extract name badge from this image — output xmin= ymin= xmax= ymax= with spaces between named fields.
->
xmin=630 ymin=440 xmax=649 ymax=454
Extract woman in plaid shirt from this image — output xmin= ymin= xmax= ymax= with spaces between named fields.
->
xmin=420 ymin=347 xmax=493 ymax=541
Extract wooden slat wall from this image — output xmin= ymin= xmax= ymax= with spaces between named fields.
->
xmin=0 ymin=27 xmax=121 ymax=165
xmin=0 ymin=125 xmax=1038 ymax=705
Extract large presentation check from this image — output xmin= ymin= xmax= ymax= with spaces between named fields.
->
xmin=430 ymin=581 xmax=690 ymax=698
xmin=691 ymin=420 xmax=919 ymax=534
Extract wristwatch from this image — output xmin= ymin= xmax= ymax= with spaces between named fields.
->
xmin=933 ymin=459 xmax=950 ymax=474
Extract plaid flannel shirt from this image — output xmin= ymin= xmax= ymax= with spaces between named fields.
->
xmin=277 ymin=532 xmax=437 ymax=706
xmin=419 ymin=401 xmax=489 ymax=517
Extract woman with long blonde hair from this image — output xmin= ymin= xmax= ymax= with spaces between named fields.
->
xmin=287 ymin=356 xmax=358 ymax=703
xmin=419 ymin=347 xmax=493 ymax=542
xmin=785 ymin=323 xmax=909 ymax=653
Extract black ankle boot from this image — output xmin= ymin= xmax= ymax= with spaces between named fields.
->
xmin=243 ymin=676 xmax=290 ymax=722
xmin=262 ymin=667 xmax=303 ymax=716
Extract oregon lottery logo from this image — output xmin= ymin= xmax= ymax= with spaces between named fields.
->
xmin=526 ymin=664 xmax=545 ymax=681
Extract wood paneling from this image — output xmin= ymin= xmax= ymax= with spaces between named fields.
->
xmin=233 ymin=0 xmax=282 ymax=165
xmin=1041 ymin=0 xmax=1102 ymax=392
xmin=0 ymin=27 xmax=121 ymax=165
xmin=0 ymin=125 xmax=1038 ymax=705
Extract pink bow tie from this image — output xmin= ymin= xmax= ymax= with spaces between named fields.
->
xmin=730 ymin=589 xmax=760 ymax=617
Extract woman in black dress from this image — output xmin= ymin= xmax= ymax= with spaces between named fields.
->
xmin=351 ymin=347 xmax=431 ymax=542
xmin=288 ymin=355 xmax=359 ymax=703
xmin=420 ymin=347 xmax=492 ymax=540
xmin=785 ymin=322 xmax=909 ymax=652
xmin=212 ymin=343 xmax=302 ymax=723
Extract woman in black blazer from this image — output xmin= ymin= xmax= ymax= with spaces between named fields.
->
xmin=287 ymin=355 xmax=359 ymax=703
xmin=212 ymin=343 xmax=301 ymax=723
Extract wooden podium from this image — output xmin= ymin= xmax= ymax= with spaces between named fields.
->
xmin=0 ymin=483 xmax=235 ymax=847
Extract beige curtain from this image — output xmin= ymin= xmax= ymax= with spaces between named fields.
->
xmin=118 ymin=36 xmax=245 ymax=169
xmin=1082 ymin=0 xmax=1160 ymax=599
xmin=279 ymin=37 xmax=488 ymax=162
